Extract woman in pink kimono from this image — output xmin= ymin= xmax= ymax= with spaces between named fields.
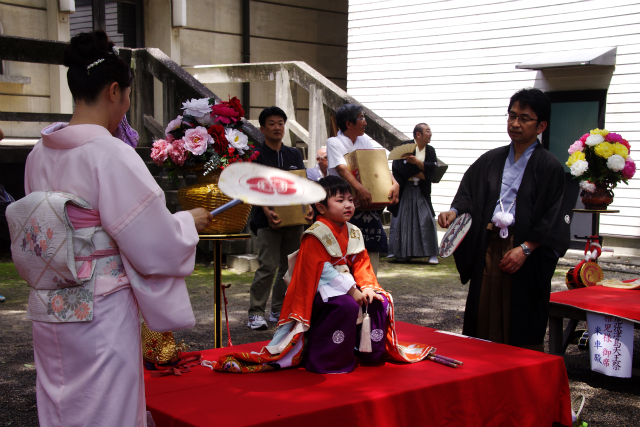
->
xmin=20 ymin=31 xmax=211 ymax=426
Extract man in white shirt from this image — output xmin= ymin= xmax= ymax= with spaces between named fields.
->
xmin=326 ymin=104 xmax=399 ymax=273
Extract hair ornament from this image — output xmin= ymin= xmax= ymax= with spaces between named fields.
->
xmin=112 ymin=45 xmax=119 ymax=56
xmin=86 ymin=58 xmax=105 ymax=74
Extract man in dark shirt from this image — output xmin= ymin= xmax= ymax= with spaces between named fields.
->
xmin=247 ymin=106 xmax=311 ymax=330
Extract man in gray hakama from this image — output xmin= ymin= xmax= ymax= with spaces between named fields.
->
xmin=388 ymin=123 xmax=439 ymax=264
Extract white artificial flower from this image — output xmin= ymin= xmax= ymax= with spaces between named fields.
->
xmin=585 ymin=134 xmax=604 ymax=146
xmin=570 ymin=160 xmax=589 ymax=176
xmin=165 ymin=115 xmax=183 ymax=135
xmin=182 ymin=98 xmax=212 ymax=118
xmin=225 ymin=128 xmax=249 ymax=154
xmin=196 ymin=114 xmax=214 ymax=127
xmin=579 ymin=180 xmax=596 ymax=193
xmin=606 ymin=154 xmax=625 ymax=172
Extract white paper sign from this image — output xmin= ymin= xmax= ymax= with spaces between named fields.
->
xmin=587 ymin=313 xmax=634 ymax=378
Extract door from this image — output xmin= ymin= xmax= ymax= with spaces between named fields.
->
xmin=542 ymin=90 xmax=607 ymax=249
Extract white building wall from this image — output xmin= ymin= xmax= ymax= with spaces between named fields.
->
xmin=348 ymin=0 xmax=640 ymax=239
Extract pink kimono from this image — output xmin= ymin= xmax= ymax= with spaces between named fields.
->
xmin=23 ymin=123 xmax=199 ymax=427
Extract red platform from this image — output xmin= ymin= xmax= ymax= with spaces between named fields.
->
xmin=550 ymin=286 xmax=640 ymax=323
xmin=145 ymin=322 xmax=572 ymax=427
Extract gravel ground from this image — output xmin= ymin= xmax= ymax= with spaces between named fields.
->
xmin=1 ymin=249 xmax=639 ymax=426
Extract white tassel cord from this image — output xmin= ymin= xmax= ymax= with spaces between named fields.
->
xmin=492 ymin=197 xmax=516 ymax=239
xmin=359 ymin=305 xmax=372 ymax=353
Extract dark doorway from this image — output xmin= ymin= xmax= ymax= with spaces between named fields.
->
xmin=70 ymin=0 xmax=144 ymax=48
xmin=541 ymin=90 xmax=607 ymax=249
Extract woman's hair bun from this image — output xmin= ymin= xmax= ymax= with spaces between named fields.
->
xmin=63 ymin=30 xmax=114 ymax=69
xmin=63 ymin=30 xmax=132 ymax=103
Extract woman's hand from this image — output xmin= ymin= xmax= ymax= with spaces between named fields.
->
xmin=188 ymin=208 xmax=213 ymax=232
xmin=362 ymin=288 xmax=384 ymax=304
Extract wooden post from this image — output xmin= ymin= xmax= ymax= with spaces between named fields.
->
xmin=162 ymin=74 xmax=177 ymax=127
xmin=130 ymin=51 xmax=155 ymax=147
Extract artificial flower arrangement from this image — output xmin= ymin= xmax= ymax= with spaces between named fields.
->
xmin=566 ymin=128 xmax=635 ymax=194
xmin=150 ymin=96 xmax=259 ymax=177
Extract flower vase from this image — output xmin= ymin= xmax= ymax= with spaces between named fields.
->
xmin=581 ymin=183 xmax=614 ymax=210
xmin=177 ymin=168 xmax=252 ymax=234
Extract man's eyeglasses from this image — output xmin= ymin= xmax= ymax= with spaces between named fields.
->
xmin=356 ymin=116 xmax=366 ymax=122
xmin=506 ymin=113 xmax=539 ymax=124
xmin=317 ymin=155 xmax=327 ymax=160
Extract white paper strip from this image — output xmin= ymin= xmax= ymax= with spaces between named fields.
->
xmin=587 ymin=312 xmax=634 ymax=378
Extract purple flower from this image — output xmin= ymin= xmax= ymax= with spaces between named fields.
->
xmin=622 ymin=157 xmax=636 ymax=179
xmin=605 ymin=132 xmax=623 ymax=143
xmin=34 ymin=244 xmax=42 ymax=257
xmin=31 ymin=233 xmax=38 ymax=244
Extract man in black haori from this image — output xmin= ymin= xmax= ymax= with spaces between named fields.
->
xmin=438 ymin=88 xmax=570 ymax=351
xmin=388 ymin=123 xmax=439 ymax=264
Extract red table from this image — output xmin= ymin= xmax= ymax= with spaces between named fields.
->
xmin=548 ymin=286 xmax=640 ymax=376
xmin=145 ymin=322 xmax=571 ymax=427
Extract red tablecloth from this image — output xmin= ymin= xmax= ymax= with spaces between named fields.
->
xmin=550 ymin=286 xmax=640 ymax=323
xmin=145 ymin=322 xmax=571 ymax=427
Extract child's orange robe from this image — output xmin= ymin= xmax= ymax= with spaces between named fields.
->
xmin=214 ymin=216 xmax=434 ymax=373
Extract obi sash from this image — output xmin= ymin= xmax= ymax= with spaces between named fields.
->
xmin=6 ymin=191 xmax=128 ymax=323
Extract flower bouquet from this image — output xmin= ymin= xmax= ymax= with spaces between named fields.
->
xmin=151 ymin=96 xmax=259 ymax=175
xmin=566 ymin=128 xmax=636 ymax=209
xmin=151 ymin=96 xmax=259 ymax=234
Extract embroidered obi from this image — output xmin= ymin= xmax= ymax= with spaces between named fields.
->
xmin=6 ymin=191 xmax=129 ymax=323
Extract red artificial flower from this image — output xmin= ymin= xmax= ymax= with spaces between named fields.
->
xmin=208 ymin=124 xmax=229 ymax=152
xmin=620 ymin=139 xmax=631 ymax=151
xmin=211 ymin=103 xmax=240 ymax=125
xmin=228 ymin=147 xmax=235 ymax=155
xmin=227 ymin=96 xmax=245 ymax=118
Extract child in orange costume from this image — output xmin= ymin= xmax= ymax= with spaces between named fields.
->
xmin=215 ymin=176 xmax=434 ymax=373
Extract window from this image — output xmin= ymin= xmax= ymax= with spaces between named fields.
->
xmin=70 ymin=0 xmax=143 ymax=48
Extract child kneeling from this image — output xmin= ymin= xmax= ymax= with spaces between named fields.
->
xmin=215 ymin=176 xmax=433 ymax=374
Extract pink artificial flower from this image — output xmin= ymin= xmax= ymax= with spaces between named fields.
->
xmin=605 ymin=132 xmax=623 ymax=143
xmin=579 ymin=133 xmax=590 ymax=143
xmin=183 ymin=126 xmax=212 ymax=156
xmin=151 ymin=139 xmax=170 ymax=165
xmin=211 ymin=104 xmax=240 ymax=125
xmin=165 ymin=115 xmax=184 ymax=135
xmin=169 ymin=139 xmax=188 ymax=166
xmin=622 ymin=157 xmax=636 ymax=179
xmin=568 ymin=140 xmax=584 ymax=155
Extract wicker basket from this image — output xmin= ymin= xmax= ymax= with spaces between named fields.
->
xmin=177 ymin=168 xmax=252 ymax=235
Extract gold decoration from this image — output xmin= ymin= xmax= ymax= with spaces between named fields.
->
xmin=177 ymin=168 xmax=252 ymax=234
xmin=350 ymin=228 xmax=361 ymax=239
xmin=141 ymin=322 xmax=188 ymax=364
xmin=579 ymin=261 xmax=604 ymax=287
